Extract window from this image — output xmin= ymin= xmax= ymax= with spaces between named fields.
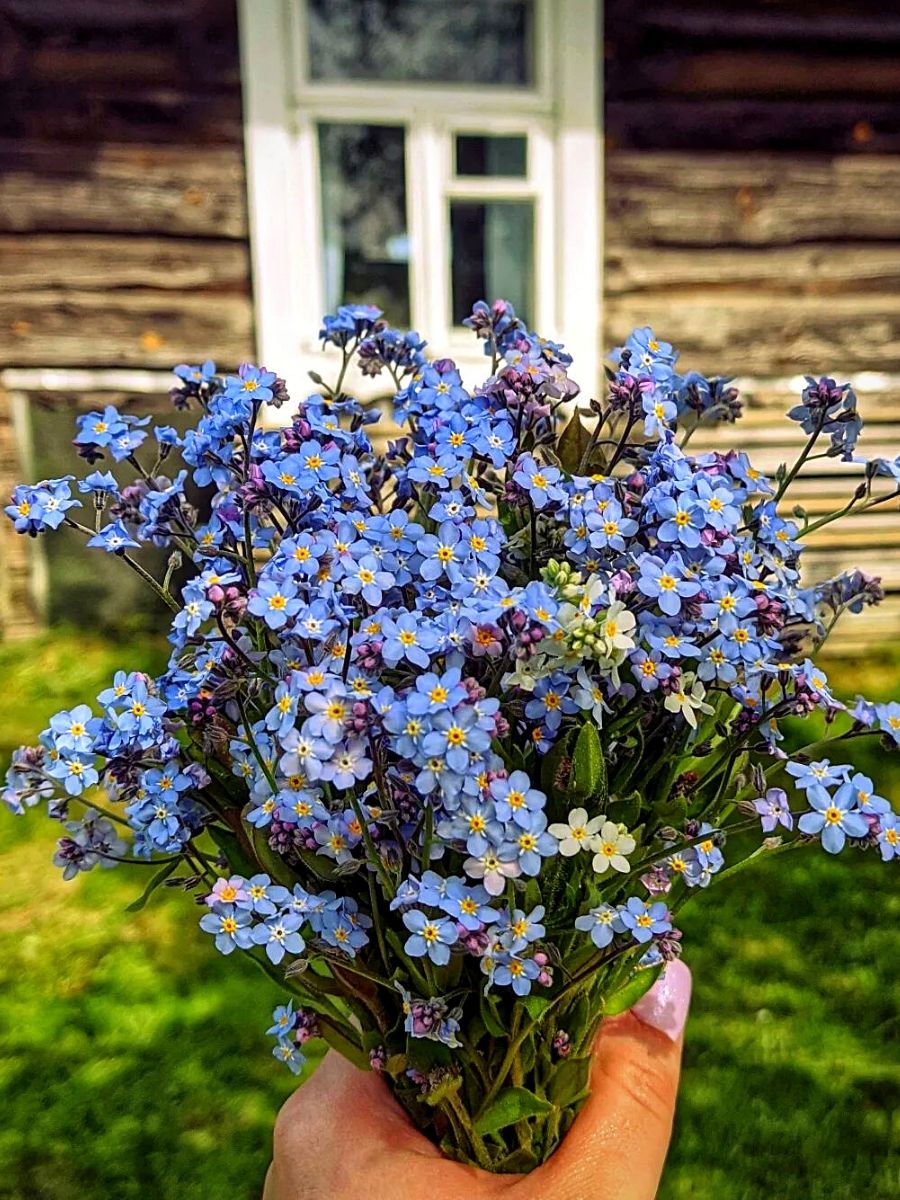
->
xmin=239 ymin=0 xmax=601 ymax=395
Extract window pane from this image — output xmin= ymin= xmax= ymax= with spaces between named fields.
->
xmin=318 ymin=123 xmax=410 ymax=326
xmin=455 ymin=135 xmax=527 ymax=178
xmin=307 ymin=0 xmax=534 ymax=86
xmin=450 ymin=200 xmax=533 ymax=325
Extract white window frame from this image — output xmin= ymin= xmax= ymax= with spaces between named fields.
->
xmin=238 ymin=0 xmax=601 ymax=396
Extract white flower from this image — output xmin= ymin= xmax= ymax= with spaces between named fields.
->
xmin=590 ymin=820 xmax=636 ymax=874
xmin=663 ymin=673 xmax=714 ymax=729
xmin=547 ymin=807 xmax=605 ymax=857
xmin=500 ymin=654 xmax=549 ymax=693
xmin=597 ymin=600 xmax=636 ymax=659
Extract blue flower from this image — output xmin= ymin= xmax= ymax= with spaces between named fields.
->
xmin=492 ymin=955 xmax=541 ymax=995
xmin=512 ymin=454 xmax=565 ymax=510
xmin=77 ymin=471 xmax=119 ymax=495
xmin=248 ymin=577 xmax=303 ymax=630
xmin=402 ymin=910 xmax=459 ymax=965
xmin=417 ymin=521 xmax=464 ymax=581
xmin=877 ymin=812 xmax=899 ymax=861
xmin=636 ymin=553 xmax=700 ymax=617
xmin=86 ymin=520 xmax=141 ymax=553
xmin=272 ymin=1040 xmax=305 ymax=1075
xmin=509 ymin=813 xmax=558 ymax=876
xmin=797 ymin=788 xmax=868 ymax=854
xmin=489 ymin=771 xmax=546 ymax=827
xmin=575 ymin=903 xmax=624 ymax=948
xmin=48 ymin=705 xmax=97 ymax=754
xmin=251 ymin=912 xmax=305 ymax=963
xmin=223 ymin=363 xmax=277 ymax=403
xmin=655 ymin=495 xmax=704 ymax=548
xmin=199 ymin=905 xmax=254 ymax=954
xmin=618 ymin=897 xmax=672 ymax=944
xmin=642 ymin=391 xmax=678 ymax=439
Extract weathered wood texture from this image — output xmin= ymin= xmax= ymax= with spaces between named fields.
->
xmin=0 ymin=391 xmax=40 ymax=639
xmin=606 ymin=0 xmax=900 ymax=152
xmin=1 ymin=234 xmax=253 ymax=367
xmin=0 ymin=142 xmax=248 ymax=238
xmin=0 ymin=0 xmax=253 ymax=372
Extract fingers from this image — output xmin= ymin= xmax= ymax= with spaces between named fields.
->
xmin=268 ymin=961 xmax=690 ymax=1200
xmin=524 ymin=959 xmax=691 ymax=1200
xmin=269 ymin=1050 xmax=496 ymax=1200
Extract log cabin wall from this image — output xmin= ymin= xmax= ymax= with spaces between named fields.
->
xmin=604 ymin=0 xmax=900 ymax=650
xmin=0 ymin=0 xmax=253 ymax=638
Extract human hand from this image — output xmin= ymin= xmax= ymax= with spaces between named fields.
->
xmin=263 ymin=959 xmax=691 ymax=1200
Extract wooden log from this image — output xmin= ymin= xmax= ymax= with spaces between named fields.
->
xmin=606 ymin=100 xmax=900 ymax=153
xmin=611 ymin=52 xmax=900 ymax=100
xmin=1 ymin=84 xmax=243 ymax=144
xmin=0 ymin=388 xmax=41 ymax=638
xmin=0 ymin=141 xmax=248 ymax=237
xmin=608 ymin=1 xmax=900 ymax=44
xmin=0 ymin=0 xmax=204 ymax=28
xmin=606 ymin=154 xmax=900 ymax=246
xmin=605 ymin=244 xmax=900 ymax=296
xmin=604 ymin=291 xmax=900 ymax=375
xmin=0 ymin=234 xmax=251 ymax=292
xmin=0 ymin=288 xmax=253 ymax=368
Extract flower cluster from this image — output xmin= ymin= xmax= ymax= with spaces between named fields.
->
xmin=4 ymin=300 xmax=897 ymax=1172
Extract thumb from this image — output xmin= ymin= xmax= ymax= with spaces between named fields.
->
xmin=530 ymin=958 xmax=691 ymax=1200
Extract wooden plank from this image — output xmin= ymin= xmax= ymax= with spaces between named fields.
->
xmin=0 ymin=234 xmax=251 ymax=292
xmin=0 ymin=0 xmax=201 ymax=26
xmin=1 ymin=83 xmax=243 ymax=144
xmin=0 ymin=389 xmax=41 ymax=639
xmin=614 ymin=52 xmax=900 ymax=100
xmin=605 ymin=244 xmax=900 ymax=296
xmin=0 ymin=141 xmax=247 ymax=237
xmin=611 ymin=2 xmax=900 ymax=44
xmin=605 ymin=154 xmax=900 ymax=246
xmin=0 ymin=289 xmax=253 ymax=368
xmin=606 ymin=100 xmax=900 ymax=153
xmin=604 ymin=292 xmax=900 ymax=375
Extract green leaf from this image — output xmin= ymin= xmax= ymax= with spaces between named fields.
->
xmin=206 ymin=823 xmax=256 ymax=878
xmin=473 ymin=1087 xmax=555 ymax=1136
xmin=607 ymin=789 xmax=642 ymax=830
xmin=603 ymin=964 xmax=664 ymax=1017
xmin=383 ymin=1053 xmax=409 ymax=1078
xmin=541 ymin=729 xmax=575 ymax=822
xmin=243 ymin=816 xmax=300 ymax=887
xmin=556 ymin=412 xmax=593 ymax=473
xmin=521 ymin=994 xmax=551 ymax=1021
xmin=317 ymin=1018 xmax=369 ymax=1071
xmin=479 ymin=990 xmax=507 ymax=1038
xmin=547 ymin=1054 xmax=592 ymax=1109
xmin=572 ymin=722 xmax=607 ymax=803
xmin=406 ymin=1035 xmax=451 ymax=1072
xmin=125 ymin=858 xmax=179 ymax=913
xmin=523 ymin=877 xmax=542 ymax=912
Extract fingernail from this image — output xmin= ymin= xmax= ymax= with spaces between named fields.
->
xmin=631 ymin=959 xmax=692 ymax=1042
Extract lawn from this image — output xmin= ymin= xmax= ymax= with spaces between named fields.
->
xmin=0 ymin=633 xmax=897 ymax=1199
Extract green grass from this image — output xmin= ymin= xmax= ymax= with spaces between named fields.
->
xmin=0 ymin=634 xmax=898 ymax=1199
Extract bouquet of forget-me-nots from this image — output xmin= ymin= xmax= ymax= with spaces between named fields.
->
xmin=5 ymin=299 xmax=898 ymax=1171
